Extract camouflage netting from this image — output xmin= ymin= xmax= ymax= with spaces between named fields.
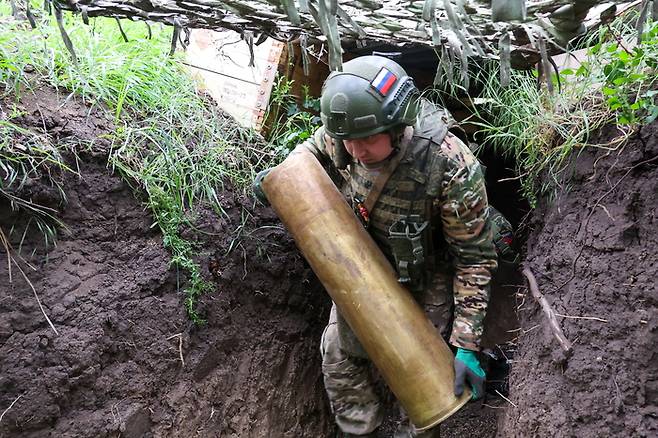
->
xmin=14 ymin=1 xmax=658 ymax=83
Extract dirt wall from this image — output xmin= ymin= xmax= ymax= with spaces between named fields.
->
xmin=499 ymin=123 xmax=658 ymax=437
xmin=0 ymin=89 xmax=333 ymax=437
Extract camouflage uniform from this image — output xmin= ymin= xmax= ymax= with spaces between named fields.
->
xmin=490 ymin=207 xmax=519 ymax=265
xmin=297 ymin=99 xmax=498 ymax=436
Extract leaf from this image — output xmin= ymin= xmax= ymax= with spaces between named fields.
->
xmin=645 ymin=106 xmax=658 ymax=123
xmin=280 ymin=0 xmax=301 ymax=25
xmin=283 ymin=131 xmax=301 ymax=144
xmin=286 ymin=104 xmax=299 ymax=116
xmin=575 ymin=64 xmax=589 ymax=77
xmin=590 ymin=42 xmax=602 ymax=55
xmin=612 ymin=77 xmax=628 ymax=86
xmin=617 ymin=51 xmax=632 ymax=63
xmin=606 ymin=97 xmax=621 ymax=109
xmin=602 ymin=87 xmax=617 ymax=96
xmin=604 ymin=62 xmax=625 ymax=82
xmin=499 ymin=32 xmax=511 ymax=87
xmin=560 ymin=68 xmax=574 ymax=76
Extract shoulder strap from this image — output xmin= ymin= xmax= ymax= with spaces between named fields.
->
xmin=363 ymin=126 xmax=414 ymax=214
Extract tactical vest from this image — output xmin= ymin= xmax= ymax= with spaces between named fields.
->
xmin=327 ymin=101 xmax=516 ymax=290
xmin=336 ymin=101 xmax=458 ymax=290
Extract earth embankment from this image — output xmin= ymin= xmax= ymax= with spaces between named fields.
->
xmin=0 ymin=88 xmax=333 ymax=438
xmin=499 ymin=123 xmax=658 ymax=437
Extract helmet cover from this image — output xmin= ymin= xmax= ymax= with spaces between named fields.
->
xmin=320 ymin=55 xmax=420 ymax=139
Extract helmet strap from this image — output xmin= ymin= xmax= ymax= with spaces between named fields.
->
xmin=390 ymin=125 xmax=407 ymax=151
xmin=333 ymin=139 xmax=351 ymax=170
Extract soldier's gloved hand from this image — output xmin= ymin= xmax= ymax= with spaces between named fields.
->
xmin=252 ymin=168 xmax=272 ymax=206
xmin=454 ymin=347 xmax=485 ymax=401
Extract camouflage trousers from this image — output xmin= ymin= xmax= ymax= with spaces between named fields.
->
xmin=320 ymin=271 xmax=453 ymax=437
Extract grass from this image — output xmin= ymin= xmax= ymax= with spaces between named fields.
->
xmin=0 ymin=119 xmax=73 ymax=247
xmin=0 ymin=6 xmax=273 ymax=322
xmin=470 ymin=13 xmax=656 ymax=207
xmin=471 ymin=68 xmax=619 ymax=206
xmin=264 ymin=76 xmax=321 ymax=159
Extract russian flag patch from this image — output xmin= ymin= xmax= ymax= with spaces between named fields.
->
xmin=370 ymin=68 xmax=397 ymax=96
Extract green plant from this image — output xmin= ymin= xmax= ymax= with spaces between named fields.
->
xmin=109 ymin=108 xmax=267 ymax=322
xmin=470 ymin=15 xmax=654 ymax=206
xmin=471 ymin=66 xmax=617 ymax=207
xmin=0 ymin=7 xmax=271 ymax=321
xmin=265 ymin=77 xmax=321 ymax=160
xmin=0 ymin=120 xmax=73 ymax=247
xmin=588 ymin=21 xmax=658 ymax=125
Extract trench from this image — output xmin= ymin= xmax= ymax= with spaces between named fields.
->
xmin=0 ymin=80 xmax=531 ymax=437
xmin=3 ymin=71 xmax=655 ymax=438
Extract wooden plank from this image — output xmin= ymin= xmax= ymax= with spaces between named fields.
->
xmin=185 ymin=29 xmax=284 ymax=130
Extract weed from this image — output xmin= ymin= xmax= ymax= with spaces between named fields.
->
xmin=264 ymin=76 xmax=321 ymax=160
xmin=470 ymin=15 xmax=653 ymax=205
xmin=588 ymin=21 xmax=658 ymax=125
xmin=0 ymin=7 xmax=272 ymax=322
xmin=0 ymin=119 xmax=72 ymax=246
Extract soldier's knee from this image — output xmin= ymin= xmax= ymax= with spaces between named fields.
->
xmin=321 ymin=322 xmax=346 ymax=365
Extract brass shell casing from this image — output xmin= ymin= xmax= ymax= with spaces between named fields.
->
xmin=262 ymin=148 xmax=469 ymax=430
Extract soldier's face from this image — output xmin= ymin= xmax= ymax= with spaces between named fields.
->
xmin=343 ymin=133 xmax=393 ymax=164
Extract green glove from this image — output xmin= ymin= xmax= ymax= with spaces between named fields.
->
xmin=454 ymin=348 xmax=486 ymax=400
xmin=252 ymin=168 xmax=272 ymax=206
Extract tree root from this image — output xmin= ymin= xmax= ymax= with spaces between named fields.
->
xmin=522 ymin=267 xmax=573 ymax=357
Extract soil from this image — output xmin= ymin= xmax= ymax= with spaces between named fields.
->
xmin=0 ymin=87 xmax=333 ymax=437
xmin=0 ymin=85 xmax=513 ymax=437
xmin=4 ymin=84 xmax=655 ymax=438
xmin=499 ymin=123 xmax=658 ymax=437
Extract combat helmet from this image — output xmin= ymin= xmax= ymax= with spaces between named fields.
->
xmin=320 ymin=55 xmax=420 ymax=140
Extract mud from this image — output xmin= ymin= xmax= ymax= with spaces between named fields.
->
xmin=7 ymin=83 xmax=638 ymax=438
xmin=0 ymin=88 xmax=333 ymax=437
xmin=499 ymin=123 xmax=658 ymax=437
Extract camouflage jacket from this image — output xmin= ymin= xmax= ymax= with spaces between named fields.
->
xmin=297 ymin=99 xmax=498 ymax=351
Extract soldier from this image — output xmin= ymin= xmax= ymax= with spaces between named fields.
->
xmin=255 ymin=55 xmax=503 ymax=437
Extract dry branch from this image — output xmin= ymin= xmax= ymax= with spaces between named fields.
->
xmin=495 ymin=389 xmax=518 ymax=408
xmin=17 ymin=263 xmax=59 ymax=335
xmin=522 ymin=267 xmax=573 ymax=356
xmin=0 ymin=227 xmax=12 ymax=283
xmin=555 ymin=313 xmax=608 ymax=323
xmin=167 ymin=333 xmax=185 ymax=367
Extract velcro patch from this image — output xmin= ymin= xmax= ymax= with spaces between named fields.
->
xmin=370 ymin=68 xmax=397 ymax=96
